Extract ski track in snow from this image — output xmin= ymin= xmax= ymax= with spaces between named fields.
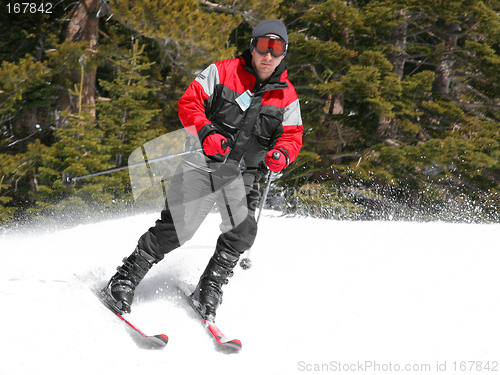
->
xmin=1 ymin=212 xmax=500 ymax=374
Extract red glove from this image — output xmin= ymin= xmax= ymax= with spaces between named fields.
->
xmin=203 ymin=133 xmax=229 ymax=157
xmin=265 ymin=149 xmax=287 ymax=172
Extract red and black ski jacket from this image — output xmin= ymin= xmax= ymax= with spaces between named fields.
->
xmin=178 ymin=50 xmax=303 ymax=169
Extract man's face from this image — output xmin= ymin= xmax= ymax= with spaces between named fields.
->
xmin=251 ymin=34 xmax=285 ymax=81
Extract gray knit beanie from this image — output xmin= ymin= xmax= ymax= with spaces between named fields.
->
xmin=252 ymin=19 xmax=288 ymax=44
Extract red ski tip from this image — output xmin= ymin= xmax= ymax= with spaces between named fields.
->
xmin=151 ymin=334 xmax=169 ymax=346
xmin=117 ymin=313 xmax=169 ymax=348
xmin=227 ymin=339 xmax=242 ymax=350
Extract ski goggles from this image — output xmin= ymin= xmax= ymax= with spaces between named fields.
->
xmin=251 ymin=36 xmax=287 ymax=57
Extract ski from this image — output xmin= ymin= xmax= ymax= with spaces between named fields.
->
xmin=97 ymin=287 xmax=169 ymax=349
xmin=177 ymin=283 xmax=242 ymax=352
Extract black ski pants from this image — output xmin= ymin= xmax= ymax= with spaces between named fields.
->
xmin=137 ymin=159 xmax=260 ymax=263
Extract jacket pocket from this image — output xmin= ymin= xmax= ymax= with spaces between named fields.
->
xmin=209 ymin=87 xmax=244 ymax=136
xmin=256 ymin=106 xmax=284 ymax=149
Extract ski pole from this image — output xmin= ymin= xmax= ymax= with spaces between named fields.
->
xmin=62 ymin=148 xmax=201 ymax=186
xmin=240 ymin=153 xmax=280 ymax=270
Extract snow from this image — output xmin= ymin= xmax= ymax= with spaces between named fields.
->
xmin=1 ymin=212 xmax=500 ymax=374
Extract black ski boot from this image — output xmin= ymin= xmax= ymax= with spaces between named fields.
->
xmin=192 ymin=250 xmax=239 ymax=322
xmin=102 ymin=247 xmax=156 ymax=314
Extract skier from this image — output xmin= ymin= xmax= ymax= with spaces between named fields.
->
xmin=102 ymin=19 xmax=304 ymax=322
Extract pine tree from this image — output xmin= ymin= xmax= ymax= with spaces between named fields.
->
xmin=0 ymin=56 xmax=54 ymax=221
xmin=281 ymin=0 xmax=500 ymax=220
xmin=97 ymin=39 xmax=162 ymax=196
xmin=0 ymin=1 xmax=68 ymax=151
xmin=108 ymin=0 xmax=240 ymax=74
xmin=3 ymin=0 xmax=500 ymax=223
xmin=34 ymin=61 xmax=114 ymax=215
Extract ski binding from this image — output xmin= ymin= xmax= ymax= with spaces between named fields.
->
xmin=177 ymin=283 xmax=242 ymax=352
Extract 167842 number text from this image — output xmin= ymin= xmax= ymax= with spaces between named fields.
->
xmin=6 ymin=3 xmax=53 ymax=13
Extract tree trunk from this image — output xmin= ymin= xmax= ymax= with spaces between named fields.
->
xmin=320 ymin=91 xmax=350 ymax=163
xmin=379 ymin=10 xmax=409 ymax=144
xmin=60 ymin=0 xmax=100 ymax=117
xmin=388 ymin=16 xmax=408 ymax=81
xmin=432 ymin=22 xmax=460 ymax=94
xmin=328 ymin=91 xmax=344 ymax=116
xmin=377 ymin=115 xmax=398 ymax=141
xmin=432 ymin=61 xmax=454 ymax=94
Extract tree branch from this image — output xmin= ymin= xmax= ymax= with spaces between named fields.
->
xmin=197 ymin=0 xmax=259 ymax=25
xmin=197 ymin=0 xmax=239 ymax=15
xmin=451 ymin=78 xmax=496 ymax=104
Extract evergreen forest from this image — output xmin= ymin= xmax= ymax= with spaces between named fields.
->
xmin=2 ymin=0 xmax=500 ymax=226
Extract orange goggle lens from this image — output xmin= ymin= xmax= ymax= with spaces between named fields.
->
xmin=252 ymin=37 xmax=287 ymax=57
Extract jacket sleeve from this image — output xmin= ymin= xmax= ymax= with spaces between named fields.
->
xmin=274 ymin=97 xmax=304 ymax=166
xmin=178 ymin=64 xmax=219 ymax=143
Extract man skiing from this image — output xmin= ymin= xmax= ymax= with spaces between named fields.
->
xmin=102 ymin=19 xmax=303 ymax=322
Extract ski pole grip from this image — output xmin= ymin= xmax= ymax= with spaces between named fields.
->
xmin=272 ymin=151 xmax=281 ymax=160
xmin=221 ymin=140 xmax=229 ymax=150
